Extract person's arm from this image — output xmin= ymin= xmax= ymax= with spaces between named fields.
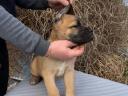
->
xmin=15 ymin=0 xmax=49 ymax=10
xmin=0 ymin=6 xmax=49 ymax=56
xmin=15 ymin=0 xmax=73 ymax=10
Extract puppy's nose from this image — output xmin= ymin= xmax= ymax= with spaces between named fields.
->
xmin=80 ymin=26 xmax=93 ymax=42
xmin=69 ymin=26 xmax=93 ymax=45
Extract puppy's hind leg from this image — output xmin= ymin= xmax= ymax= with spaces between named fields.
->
xmin=30 ymin=57 xmax=41 ymax=85
xmin=30 ymin=74 xmax=41 ymax=85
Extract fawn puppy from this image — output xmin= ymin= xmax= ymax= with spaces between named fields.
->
xmin=30 ymin=5 xmax=93 ymax=96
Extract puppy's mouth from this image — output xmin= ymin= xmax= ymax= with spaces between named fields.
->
xmin=68 ymin=26 xmax=93 ymax=46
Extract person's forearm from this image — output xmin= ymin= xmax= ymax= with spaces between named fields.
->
xmin=0 ymin=6 xmax=49 ymax=56
xmin=15 ymin=0 xmax=49 ymax=10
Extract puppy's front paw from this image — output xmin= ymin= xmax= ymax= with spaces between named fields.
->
xmin=29 ymin=75 xmax=41 ymax=85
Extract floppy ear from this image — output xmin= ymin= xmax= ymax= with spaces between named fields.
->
xmin=59 ymin=5 xmax=74 ymax=15
xmin=66 ymin=5 xmax=75 ymax=15
xmin=54 ymin=5 xmax=75 ymax=22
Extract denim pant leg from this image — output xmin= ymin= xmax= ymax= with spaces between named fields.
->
xmin=0 ymin=38 xmax=9 ymax=96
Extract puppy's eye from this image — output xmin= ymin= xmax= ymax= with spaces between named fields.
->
xmin=69 ymin=21 xmax=81 ymax=28
xmin=69 ymin=25 xmax=79 ymax=28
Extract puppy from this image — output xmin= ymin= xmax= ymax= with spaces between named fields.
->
xmin=30 ymin=5 xmax=93 ymax=96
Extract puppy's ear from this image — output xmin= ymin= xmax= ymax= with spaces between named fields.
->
xmin=54 ymin=13 xmax=63 ymax=23
xmin=66 ymin=5 xmax=75 ymax=15
xmin=54 ymin=5 xmax=75 ymax=22
xmin=59 ymin=5 xmax=75 ymax=15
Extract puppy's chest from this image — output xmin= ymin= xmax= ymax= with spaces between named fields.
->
xmin=40 ymin=57 xmax=74 ymax=77
xmin=56 ymin=62 xmax=67 ymax=77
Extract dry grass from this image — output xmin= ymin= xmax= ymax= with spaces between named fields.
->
xmin=9 ymin=0 xmax=128 ymax=84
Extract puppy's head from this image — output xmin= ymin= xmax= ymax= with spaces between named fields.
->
xmin=52 ymin=14 xmax=93 ymax=45
xmin=51 ymin=5 xmax=93 ymax=45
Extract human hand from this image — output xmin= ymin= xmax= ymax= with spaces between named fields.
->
xmin=45 ymin=40 xmax=84 ymax=60
xmin=48 ymin=0 xmax=73 ymax=9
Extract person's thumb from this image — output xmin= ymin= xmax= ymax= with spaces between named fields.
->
xmin=58 ymin=0 xmax=69 ymax=6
